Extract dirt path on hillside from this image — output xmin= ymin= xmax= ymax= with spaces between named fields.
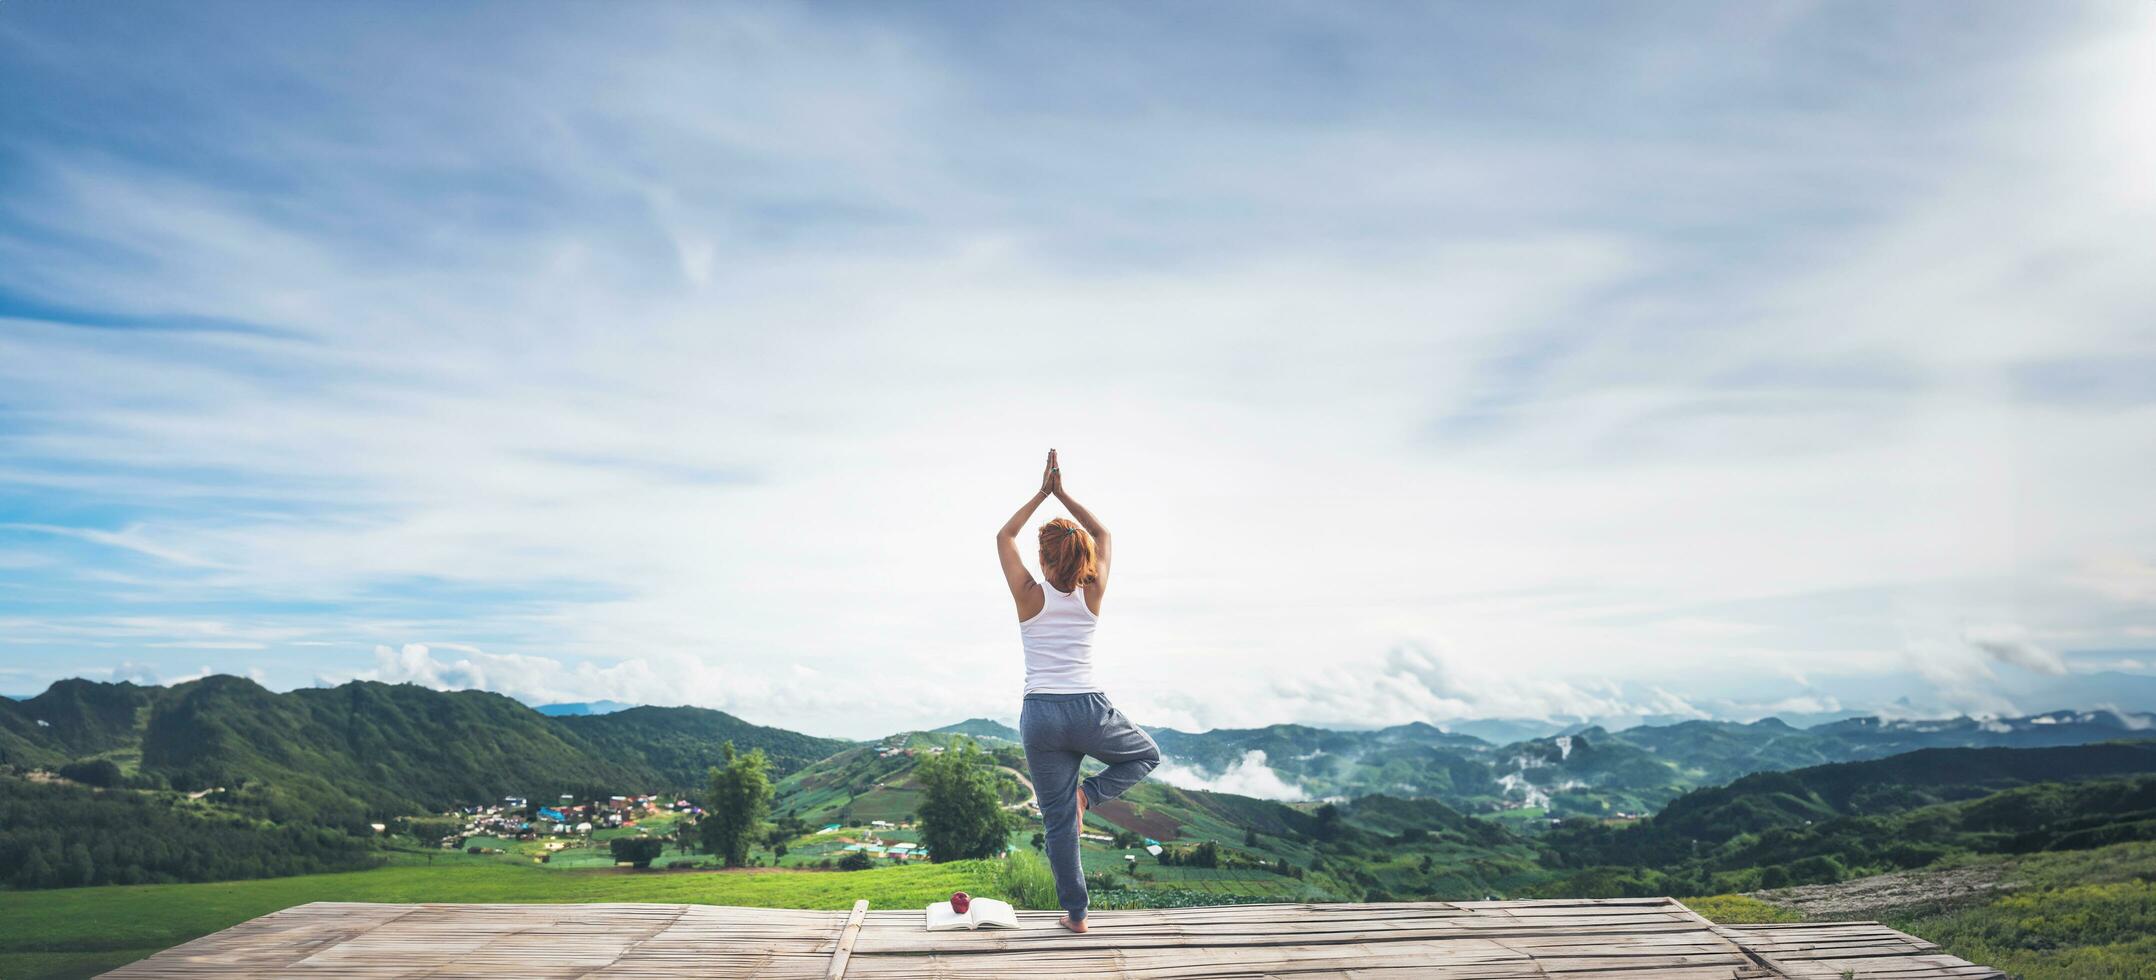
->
xmin=1745 ymin=863 xmax=2015 ymax=918
xmin=996 ymin=765 xmax=1038 ymax=810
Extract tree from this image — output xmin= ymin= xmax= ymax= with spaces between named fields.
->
xmin=62 ymin=843 xmax=96 ymax=886
xmin=58 ymin=759 xmax=123 ymax=788
xmin=1314 ymin=803 xmax=1343 ymax=841
xmin=1191 ymin=841 xmax=1220 ymax=869
xmin=1243 ymin=826 xmax=1259 ymax=847
xmin=837 ymin=849 xmax=874 ymax=871
xmin=915 ymin=742 xmax=1008 ymax=861
xmin=610 ymin=837 xmax=666 ymax=868
xmin=701 ymin=741 xmax=773 ymax=868
xmin=16 ymin=847 xmax=54 ymax=889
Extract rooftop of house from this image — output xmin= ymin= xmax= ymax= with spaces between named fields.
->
xmin=98 ymin=896 xmax=2002 ymax=979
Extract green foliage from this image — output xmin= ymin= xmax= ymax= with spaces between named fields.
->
xmin=1681 ymin=894 xmax=1806 ymax=924
xmin=0 ymin=776 xmax=377 ymax=890
xmin=394 ymin=818 xmax=462 ymax=845
xmin=701 ymin=741 xmax=774 ymax=868
xmin=1878 ymin=844 xmax=2156 ymax=980
xmin=989 ymin=849 xmax=1058 ymax=910
xmin=1313 ymin=803 xmax=1342 ymax=840
xmin=914 ymin=743 xmax=1008 ymax=862
xmin=56 ymin=759 xmax=123 ymax=787
xmin=607 ymin=837 xmax=665 ymax=868
xmin=836 ymin=850 xmax=874 ymax=871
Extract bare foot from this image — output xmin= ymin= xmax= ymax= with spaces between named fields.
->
xmin=1059 ymin=915 xmax=1088 ymax=933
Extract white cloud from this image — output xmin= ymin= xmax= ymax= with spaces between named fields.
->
xmin=1153 ymin=750 xmax=1307 ymax=801
xmin=1965 ymin=625 xmax=2069 ymax=676
xmin=1141 ymin=642 xmax=1714 ymax=732
xmin=87 ymin=661 xmax=217 ymax=686
xmin=0 ymin=4 xmax=2151 ymax=734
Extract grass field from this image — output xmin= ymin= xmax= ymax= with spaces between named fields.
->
xmin=1888 ymin=845 xmax=2156 ymax=980
xmin=1686 ymin=842 xmax=2156 ymax=980
xmin=0 ymin=854 xmax=1005 ymax=980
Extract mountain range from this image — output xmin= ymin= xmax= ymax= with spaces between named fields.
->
xmin=1145 ymin=709 xmax=2154 ymax=817
xmin=5 ymin=674 xmax=2151 ymax=828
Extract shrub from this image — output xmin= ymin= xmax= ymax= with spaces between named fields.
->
xmin=57 ymin=759 xmax=124 ymax=788
xmin=610 ymin=837 xmax=666 ymax=869
xmin=992 ymin=849 xmax=1058 ymax=910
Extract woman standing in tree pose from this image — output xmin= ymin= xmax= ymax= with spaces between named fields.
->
xmin=995 ymin=448 xmax=1160 ymax=933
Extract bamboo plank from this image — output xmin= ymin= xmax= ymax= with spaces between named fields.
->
xmin=826 ymin=898 xmax=872 ymax=980
xmin=95 ymin=898 xmax=2006 ymax=980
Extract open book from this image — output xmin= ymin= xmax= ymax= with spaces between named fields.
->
xmin=924 ymin=897 xmax=1020 ymax=931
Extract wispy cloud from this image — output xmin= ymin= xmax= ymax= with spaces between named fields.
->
xmin=1966 ymin=625 xmax=2068 ymax=677
xmin=0 ymin=3 xmax=2152 ymax=736
xmin=1153 ymin=750 xmax=1307 ymax=802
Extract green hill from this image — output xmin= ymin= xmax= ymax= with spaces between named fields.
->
xmin=774 ymin=732 xmax=1031 ymax=826
xmin=1535 ymin=740 xmax=2156 ymax=898
xmin=144 ymin=677 xmax=648 ymax=825
xmin=1648 ymin=741 xmax=2156 ymax=846
xmin=558 ymin=706 xmax=854 ymax=788
xmin=0 ymin=679 xmax=160 ymax=767
xmin=928 ymin=718 xmax=1020 ymax=742
xmin=2 ymin=676 xmax=848 ymax=825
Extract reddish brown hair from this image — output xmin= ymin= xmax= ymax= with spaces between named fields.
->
xmin=1038 ymin=518 xmax=1097 ymax=593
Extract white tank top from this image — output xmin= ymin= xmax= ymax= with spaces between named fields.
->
xmin=1020 ymin=574 xmax=1099 ymax=694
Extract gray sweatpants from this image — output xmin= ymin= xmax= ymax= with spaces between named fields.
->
xmin=1019 ymin=691 xmax=1160 ymax=922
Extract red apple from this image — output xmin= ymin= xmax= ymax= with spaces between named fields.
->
xmin=950 ymin=891 xmax=971 ymax=914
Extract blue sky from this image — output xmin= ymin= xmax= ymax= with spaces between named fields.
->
xmin=2 ymin=2 xmax=2153 ymax=739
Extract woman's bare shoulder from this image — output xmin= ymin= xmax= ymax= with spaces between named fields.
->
xmin=1016 ymin=580 xmax=1047 ymax=621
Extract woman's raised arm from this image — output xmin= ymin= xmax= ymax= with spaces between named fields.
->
xmin=995 ymin=451 xmax=1057 ymax=604
xmin=1051 ymin=454 xmax=1111 ymax=592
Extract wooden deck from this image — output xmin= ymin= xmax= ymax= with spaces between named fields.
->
xmin=100 ymin=897 xmax=2004 ymax=979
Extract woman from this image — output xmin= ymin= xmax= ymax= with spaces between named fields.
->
xmin=995 ymin=448 xmax=1160 ymax=933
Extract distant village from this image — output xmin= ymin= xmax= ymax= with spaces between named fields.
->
xmin=432 ymin=792 xmax=954 ymax=864
xmin=816 ymin=819 xmax=932 ymax=861
xmin=442 ymin=793 xmax=692 ymax=850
